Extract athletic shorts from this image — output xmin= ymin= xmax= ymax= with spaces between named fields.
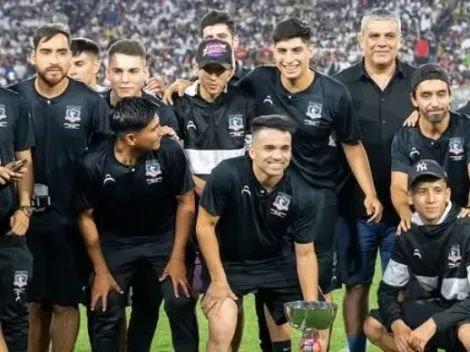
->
xmin=370 ymin=299 xmax=469 ymax=351
xmin=27 ymin=222 xmax=88 ymax=307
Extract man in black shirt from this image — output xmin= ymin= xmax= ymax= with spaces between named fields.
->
xmin=236 ymin=19 xmax=382 ymax=306
xmin=391 ymin=63 xmax=470 ymax=235
xmin=77 ymin=97 xmax=198 ymax=352
xmin=0 ymin=88 xmax=34 ymax=352
xmin=364 ymin=159 xmax=470 ymax=352
xmin=197 ymin=115 xmax=324 ymax=352
xmin=333 ymin=9 xmax=415 ymax=352
xmin=10 ymin=23 xmax=110 ymax=352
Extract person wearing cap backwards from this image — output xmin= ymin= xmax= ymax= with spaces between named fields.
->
xmin=364 ymin=159 xmax=470 ymax=352
xmin=390 ymin=63 xmax=470 ymax=236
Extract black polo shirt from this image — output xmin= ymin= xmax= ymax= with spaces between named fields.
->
xmin=334 ymin=60 xmax=415 ymax=224
xmin=172 ymin=85 xmax=255 ymax=179
xmin=10 ymin=78 xmax=110 ymax=225
xmin=0 ymin=88 xmax=35 ymax=231
xmin=200 ymin=155 xmax=317 ymax=265
xmin=100 ymin=89 xmax=179 ymax=133
xmin=77 ymin=137 xmax=193 ymax=248
xmin=391 ymin=112 xmax=470 ymax=207
xmin=237 ymin=66 xmax=361 ymax=190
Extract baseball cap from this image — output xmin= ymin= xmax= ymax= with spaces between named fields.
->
xmin=408 ymin=159 xmax=448 ymax=188
xmin=411 ymin=63 xmax=450 ymax=91
xmin=196 ymin=39 xmax=233 ymax=70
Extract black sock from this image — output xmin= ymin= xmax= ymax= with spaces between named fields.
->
xmin=272 ymin=340 xmax=291 ymax=352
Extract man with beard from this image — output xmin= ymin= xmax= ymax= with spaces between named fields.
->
xmin=9 ymin=23 xmax=109 ymax=352
xmin=364 ymin=159 xmax=470 ymax=352
xmin=390 ymin=64 xmax=470 ymax=233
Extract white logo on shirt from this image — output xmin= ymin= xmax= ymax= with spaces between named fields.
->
xmin=304 ymin=101 xmax=322 ymax=126
xmin=0 ymin=106 xmax=7 ymax=128
xmin=270 ymin=192 xmax=292 ymax=218
xmin=409 ymin=147 xmax=420 ymax=158
xmin=103 ymin=174 xmax=115 ymax=185
xmin=64 ymin=105 xmax=82 ymax=130
xmin=145 ymin=159 xmax=163 ymax=184
xmin=448 ymin=244 xmax=461 ymax=268
xmin=449 ymin=137 xmax=464 ymax=161
xmin=263 ymin=95 xmax=273 ymax=106
xmin=241 ymin=185 xmax=251 ymax=196
xmin=187 ymin=121 xmax=196 ymax=130
xmin=413 ymin=249 xmax=422 ymax=259
xmin=228 ymin=114 xmax=244 ymax=137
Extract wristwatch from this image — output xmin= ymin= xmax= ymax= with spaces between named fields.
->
xmin=18 ymin=206 xmax=33 ymax=217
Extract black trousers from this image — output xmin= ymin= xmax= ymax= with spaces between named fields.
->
xmin=0 ymin=236 xmax=32 ymax=352
xmin=87 ymin=234 xmax=198 ymax=352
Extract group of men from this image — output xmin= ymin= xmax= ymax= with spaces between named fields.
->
xmin=0 ymin=5 xmax=469 ymax=352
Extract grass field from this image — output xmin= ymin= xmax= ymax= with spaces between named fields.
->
xmin=74 ymin=270 xmax=383 ymax=351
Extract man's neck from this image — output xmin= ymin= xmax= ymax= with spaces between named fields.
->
xmin=252 ymin=165 xmax=283 ymax=193
xmin=110 ymin=89 xmax=143 ymax=107
xmin=363 ymin=58 xmax=397 ymax=90
xmin=113 ymin=138 xmax=143 ymax=166
xmin=418 ymin=112 xmax=450 ymax=140
xmin=34 ymin=76 xmax=69 ymax=99
xmin=198 ymin=84 xmax=224 ymax=103
xmin=280 ymin=68 xmax=315 ymax=94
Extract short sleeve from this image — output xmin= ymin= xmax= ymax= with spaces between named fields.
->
xmin=390 ymin=130 xmax=412 ymax=173
xmin=199 ymin=162 xmax=233 ymax=216
xmin=76 ymin=158 xmax=100 ymax=212
xmin=158 ymin=105 xmax=179 ymax=135
xmin=333 ymin=88 xmax=361 ymax=144
xmin=290 ymin=191 xmax=316 ymax=244
xmin=164 ymin=138 xmax=194 ymax=195
xmin=14 ymin=97 xmax=35 ymax=151
xmin=91 ymin=95 xmax=111 ymax=135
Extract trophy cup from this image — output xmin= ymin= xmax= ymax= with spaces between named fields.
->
xmin=284 ymin=301 xmax=338 ymax=352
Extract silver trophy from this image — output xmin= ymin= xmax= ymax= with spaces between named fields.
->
xmin=284 ymin=301 xmax=338 ymax=352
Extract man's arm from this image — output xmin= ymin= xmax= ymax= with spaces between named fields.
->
xmin=170 ymin=190 xmax=195 ymax=262
xmin=294 ymin=242 xmax=318 ymax=301
xmin=14 ymin=150 xmax=33 ymax=207
xmin=193 ymin=176 xmax=206 ymax=197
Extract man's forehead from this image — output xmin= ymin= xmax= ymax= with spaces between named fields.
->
xmin=363 ymin=19 xmax=400 ymax=34
xmin=203 ymin=24 xmax=231 ymax=36
xmin=37 ymin=34 xmax=70 ymax=49
xmin=72 ymin=52 xmax=95 ymax=61
xmin=416 ymin=80 xmax=449 ymax=93
xmin=109 ymin=54 xmax=145 ymax=69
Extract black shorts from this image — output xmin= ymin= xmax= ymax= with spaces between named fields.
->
xmin=310 ymin=188 xmax=339 ymax=294
xmin=370 ymin=299 xmax=469 ymax=351
xmin=0 ymin=236 xmax=32 ymax=308
xmin=27 ymin=222 xmax=88 ymax=307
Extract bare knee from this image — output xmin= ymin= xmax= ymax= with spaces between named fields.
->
xmin=207 ymin=298 xmax=238 ymax=349
xmin=457 ymin=323 xmax=470 ymax=348
xmin=364 ymin=315 xmax=385 ymax=342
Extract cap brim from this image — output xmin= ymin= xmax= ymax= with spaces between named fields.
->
xmin=198 ymin=60 xmax=232 ymax=70
xmin=409 ymin=172 xmax=446 ymax=187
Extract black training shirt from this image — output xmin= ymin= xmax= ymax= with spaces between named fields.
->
xmin=10 ymin=78 xmax=110 ymax=224
xmin=100 ymin=89 xmax=179 ymax=133
xmin=334 ymin=60 xmax=415 ymax=223
xmin=237 ymin=66 xmax=361 ymax=189
xmin=0 ymin=88 xmax=35 ymax=230
xmin=200 ymin=155 xmax=317 ymax=264
xmin=78 ymin=137 xmax=193 ymax=243
xmin=391 ymin=112 xmax=470 ymax=207
xmin=172 ymin=84 xmax=255 ymax=179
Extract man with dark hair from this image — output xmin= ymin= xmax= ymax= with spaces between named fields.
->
xmin=391 ymin=63 xmax=470 ymax=235
xmin=0 ymin=86 xmax=35 ymax=352
xmin=77 ymin=97 xmax=198 ymax=352
xmin=364 ymin=159 xmax=470 ymax=352
xmin=197 ymin=114 xmax=325 ymax=352
xmin=68 ymin=38 xmax=105 ymax=92
xmin=333 ymin=9 xmax=416 ymax=352
xmin=10 ymin=22 xmax=110 ymax=352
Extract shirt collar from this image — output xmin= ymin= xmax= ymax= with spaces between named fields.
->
xmin=353 ymin=58 xmax=407 ymax=81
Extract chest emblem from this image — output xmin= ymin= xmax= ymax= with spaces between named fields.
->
xmin=64 ymin=106 xmax=82 ymax=129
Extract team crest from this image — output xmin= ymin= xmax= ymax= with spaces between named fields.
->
xmin=228 ymin=115 xmax=244 ymax=131
xmin=13 ymin=271 xmax=28 ymax=289
xmin=145 ymin=160 xmax=162 ymax=178
xmin=448 ymin=244 xmax=461 ymax=268
xmin=0 ymin=106 xmax=7 ymax=120
xmin=306 ymin=102 xmax=322 ymax=120
xmin=449 ymin=137 xmax=464 ymax=155
xmin=272 ymin=192 xmax=292 ymax=212
xmin=65 ymin=106 xmax=81 ymax=123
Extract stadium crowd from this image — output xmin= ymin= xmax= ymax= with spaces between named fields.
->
xmin=1 ymin=0 xmax=470 ymax=86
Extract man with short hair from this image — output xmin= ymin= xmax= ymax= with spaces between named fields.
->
xmin=391 ymin=63 xmax=470 ymax=235
xmin=333 ymin=9 xmax=415 ymax=351
xmin=68 ymin=38 xmax=105 ymax=92
xmin=10 ymin=23 xmax=110 ymax=352
xmin=197 ymin=114 xmax=324 ymax=352
xmin=77 ymin=97 xmax=198 ymax=352
xmin=364 ymin=159 xmax=470 ymax=352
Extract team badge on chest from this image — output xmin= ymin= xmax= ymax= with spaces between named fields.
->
xmin=270 ymin=192 xmax=292 ymax=218
xmin=64 ymin=106 xmax=82 ymax=129
xmin=305 ymin=102 xmax=322 ymax=126
xmin=0 ymin=106 xmax=7 ymax=128
xmin=145 ymin=159 xmax=163 ymax=184
xmin=449 ymin=137 xmax=464 ymax=161
xmin=228 ymin=114 xmax=244 ymax=137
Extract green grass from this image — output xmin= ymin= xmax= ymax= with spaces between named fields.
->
xmin=74 ymin=271 xmax=383 ymax=351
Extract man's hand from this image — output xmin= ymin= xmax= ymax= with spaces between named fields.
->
xmin=201 ymin=281 xmax=237 ymax=318
xmin=397 ymin=208 xmax=413 ymax=235
xmin=364 ymin=195 xmax=383 ymax=224
xmin=403 ymin=110 xmax=419 ymax=127
xmin=0 ymin=161 xmax=27 ymax=185
xmin=8 ymin=210 xmax=29 ymax=236
xmin=410 ymin=318 xmax=436 ymax=352
xmin=160 ymin=126 xmax=179 ymax=141
xmin=162 ymin=79 xmax=193 ymax=105
xmin=391 ymin=320 xmax=415 ymax=352
xmin=459 ymin=207 xmax=470 ymax=218
xmin=90 ymin=271 xmax=123 ymax=312
xmin=145 ymin=76 xmax=165 ymax=98
xmin=159 ymin=258 xmax=191 ymax=298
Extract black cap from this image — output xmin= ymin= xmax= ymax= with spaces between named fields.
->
xmin=411 ymin=63 xmax=450 ymax=91
xmin=408 ymin=159 xmax=448 ymax=188
xmin=196 ymin=39 xmax=233 ymax=70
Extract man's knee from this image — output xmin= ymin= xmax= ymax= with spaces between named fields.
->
xmin=164 ymin=294 xmax=195 ymax=314
xmin=207 ymin=298 xmax=238 ymax=345
xmin=363 ymin=315 xmax=385 ymax=342
xmin=457 ymin=323 xmax=470 ymax=347
xmin=52 ymin=304 xmax=78 ymax=316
